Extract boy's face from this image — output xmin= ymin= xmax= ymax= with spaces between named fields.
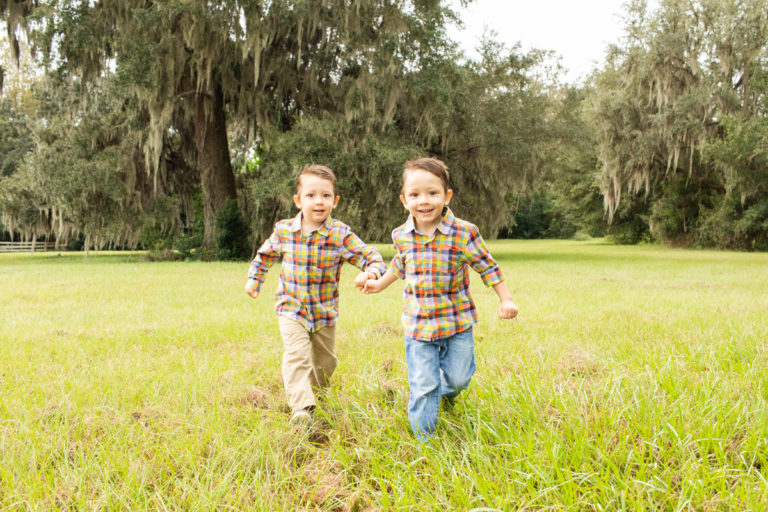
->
xmin=293 ymin=174 xmax=340 ymax=228
xmin=400 ymin=168 xmax=452 ymax=229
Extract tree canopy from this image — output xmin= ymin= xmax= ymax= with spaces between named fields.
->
xmin=589 ymin=0 xmax=768 ymax=248
xmin=2 ymin=0 xmax=559 ymax=254
xmin=2 ymin=0 xmax=768 ymax=254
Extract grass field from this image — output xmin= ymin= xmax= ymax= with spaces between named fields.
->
xmin=1 ymin=239 xmax=767 ymax=510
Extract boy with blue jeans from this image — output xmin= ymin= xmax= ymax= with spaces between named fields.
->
xmin=361 ymin=157 xmax=518 ymax=440
xmin=246 ymin=164 xmax=386 ymax=424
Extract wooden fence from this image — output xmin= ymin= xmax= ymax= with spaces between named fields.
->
xmin=0 ymin=241 xmax=57 ymax=253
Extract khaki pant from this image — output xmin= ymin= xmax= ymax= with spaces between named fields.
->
xmin=277 ymin=316 xmax=337 ymax=412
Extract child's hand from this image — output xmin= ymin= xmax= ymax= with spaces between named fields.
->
xmin=498 ymin=299 xmax=518 ymax=320
xmin=353 ymin=271 xmax=375 ymax=290
xmin=245 ymin=288 xmax=259 ymax=299
xmin=363 ymin=279 xmax=383 ymax=294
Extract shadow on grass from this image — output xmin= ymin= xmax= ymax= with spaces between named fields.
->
xmin=375 ymin=246 xmax=665 ymax=266
xmin=7 ymin=239 xmax=757 ymax=268
xmin=491 ymin=251 xmax=647 ymax=265
xmin=0 ymin=251 xmax=147 ymax=265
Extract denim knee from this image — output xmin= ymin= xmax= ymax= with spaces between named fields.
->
xmin=404 ymin=336 xmax=442 ymax=439
xmin=439 ymin=327 xmax=476 ymax=398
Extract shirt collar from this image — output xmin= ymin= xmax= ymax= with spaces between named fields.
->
xmin=404 ymin=207 xmax=456 ymax=236
xmin=317 ymin=216 xmax=333 ymax=237
xmin=289 ymin=212 xmax=333 ymax=237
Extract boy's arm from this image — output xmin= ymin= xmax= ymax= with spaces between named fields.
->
xmin=464 ymin=225 xmax=518 ymax=320
xmin=492 ymin=281 xmax=519 ymax=320
xmin=464 ymin=225 xmax=504 ymax=288
xmin=362 ymin=269 xmax=399 ymax=294
xmin=245 ymin=229 xmax=282 ymax=298
xmin=362 ymin=244 xmax=404 ymax=293
xmin=341 ymin=230 xmax=387 ymax=278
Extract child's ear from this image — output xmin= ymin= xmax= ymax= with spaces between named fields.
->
xmin=445 ymin=189 xmax=453 ymax=204
xmin=332 ymin=195 xmax=340 ymax=208
xmin=293 ymin=194 xmax=302 ymax=208
xmin=399 ymin=194 xmax=408 ymax=209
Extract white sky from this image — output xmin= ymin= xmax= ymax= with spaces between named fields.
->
xmin=447 ymin=0 xmax=638 ymax=83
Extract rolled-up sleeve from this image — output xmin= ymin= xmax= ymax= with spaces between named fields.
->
xmin=341 ymin=230 xmax=386 ymax=278
xmin=245 ymin=229 xmax=281 ymax=293
xmin=464 ymin=225 xmax=503 ymax=287
xmin=389 ymin=240 xmax=406 ymax=280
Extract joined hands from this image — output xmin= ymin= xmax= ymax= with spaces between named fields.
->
xmin=353 ymin=271 xmax=377 ymax=291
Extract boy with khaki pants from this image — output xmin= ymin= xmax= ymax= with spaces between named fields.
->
xmin=245 ymin=165 xmax=385 ymax=425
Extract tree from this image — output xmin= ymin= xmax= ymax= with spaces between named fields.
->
xmin=699 ymin=69 xmax=768 ymax=249
xmin=1 ymin=72 xmax=133 ymax=250
xmin=0 ymin=98 xmax=32 ymax=178
xmin=396 ymin=37 xmax=557 ymax=237
xmin=244 ymin=32 xmax=556 ymax=243
xmin=0 ymin=32 xmax=39 ymax=241
xmin=3 ymin=0 xmax=463 ymax=250
xmin=4 ymin=1 xmax=565 ymax=248
xmin=589 ymin=0 xmax=768 ymax=247
xmin=0 ymin=65 xmax=200 ymax=252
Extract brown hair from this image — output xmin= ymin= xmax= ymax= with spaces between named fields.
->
xmin=402 ymin=157 xmax=450 ymax=192
xmin=296 ymin=164 xmax=337 ymax=195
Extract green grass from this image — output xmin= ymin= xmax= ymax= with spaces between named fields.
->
xmin=1 ymin=240 xmax=767 ymax=510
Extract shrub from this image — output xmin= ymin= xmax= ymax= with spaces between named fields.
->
xmin=215 ymin=198 xmax=249 ymax=260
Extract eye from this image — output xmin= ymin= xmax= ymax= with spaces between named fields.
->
xmin=429 ymin=191 xmax=438 ymax=196
xmin=323 ymin=194 xmax=332 ymax=199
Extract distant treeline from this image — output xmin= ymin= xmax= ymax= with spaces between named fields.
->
xmin=1 ymin=0 xmax=767 ymax=258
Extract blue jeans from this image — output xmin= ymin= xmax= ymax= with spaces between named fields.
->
xmin=404 ymin=327 xmax=476 ymax=441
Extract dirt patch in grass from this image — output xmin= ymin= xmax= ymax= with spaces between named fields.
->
xmin=367 ymin=321 xmax=399 ymax=338
xmin=556 ymin=347 xmax=602 ymax=377
xmin=226 ymin=385 xmax=274 ymax=410
xmin=376 ymin=380 xmax=399 ymax=406
xmin=283 ymin=441 xmax=315 ymax=470
xmin=129 ymin=406 xmax=165 ymax=426
xmin=308 ymin=429 xmax=331 ymax=446
xmin=301 ymin=463 xmax=361 ymax=511
xmin=243 ymin=351 xmax=262 ymax=371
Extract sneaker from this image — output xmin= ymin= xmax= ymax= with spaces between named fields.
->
xmin=290 ymin=408 xmax=312 ymax=426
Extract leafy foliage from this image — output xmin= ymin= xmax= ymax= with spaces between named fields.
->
xmin=0 ymin=99 xmax=32 ymax=178
xmin=4 ymin=0 xmax=768 ymax=252
xmin=246 ymin=115 xmax=417 ymax=244
xmin=214 ymin=198 xmax=249 ymax=261
xmin=396 ymin=39 xmax=555 ymax=237
xmin=589 ymin=0 xmax=768 ymax=248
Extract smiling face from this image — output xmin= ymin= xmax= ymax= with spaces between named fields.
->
xmin=293 ymin=173 xmax=340 ymax=231
xmin=400 ymin=168 xmax=453 ymax=234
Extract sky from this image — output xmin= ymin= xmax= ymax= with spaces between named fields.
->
xmin=446 ymin=0 xmax=635 ymax=83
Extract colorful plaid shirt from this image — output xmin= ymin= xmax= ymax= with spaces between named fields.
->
xmin=246 ymin=213 xmax=386 ymax=332
xmin=390 ymin=208 xmax=504 ymax=342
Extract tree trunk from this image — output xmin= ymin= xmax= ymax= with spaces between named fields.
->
xmin=194 ymin=81 xmax=237 ymax=250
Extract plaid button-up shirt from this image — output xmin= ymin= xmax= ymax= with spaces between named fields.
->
xmin=246 ymin=214 xmax=386 ymax=332
xmin=390 ymin=208 xmax=504 ymax=342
